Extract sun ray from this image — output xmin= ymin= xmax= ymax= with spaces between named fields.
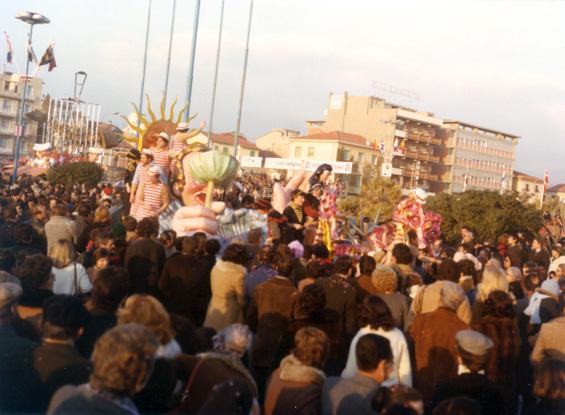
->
xmin=159 ymin=95 xmax=166 ymax=121
xmin=121 ymin=115 xmax=144 ymax=135
xmin=145 ymin=94 xmax=157 ymax=123
xmin=175 ymin=105 xmax=189 ymax=124
xmin=131 ymin=103 xmax=149 ymax=129
xmin=168 ymin=97 xmax=178 ymax=122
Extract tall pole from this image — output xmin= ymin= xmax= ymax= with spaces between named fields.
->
xmin=163 ymin=0 xmax=177 ymax=106
xmin=12 ymin=24 xmax=34 ymax=181
xmin=137 ymin=0 xmax=152 ymax=150
xmin=207 ymin=0 xmax=225 ymax=147
xmin=233 ymin=0 xmax=254 ymax=158
xmin=184 ymin=0 xmax=201 ymax=122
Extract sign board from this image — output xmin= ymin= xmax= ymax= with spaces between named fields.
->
xmin=329 ymin=94 xmax=343 ymax=110
xmin=381 ymin=162 xmax=392 ymax=177
xmin=264 ymin=158 xmax=353 ymax=175
xmin=239 ymin=156 xmax=263 ymax=168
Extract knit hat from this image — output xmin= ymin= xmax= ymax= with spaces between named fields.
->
xmin=456 ymin=329 xmax=494 ymax=356
xmin=0 ymin=282 xmax=22 ymax=311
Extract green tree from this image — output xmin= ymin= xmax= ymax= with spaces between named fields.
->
xmin=338 ymin=176 xmax=402 ymax=224
xmin=47 ymin=161 xmax=103 ymax=188
xmin=425 ymin=190 xmax=543 ymax=243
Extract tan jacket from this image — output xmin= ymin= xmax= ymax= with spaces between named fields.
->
xmin=203 ymin=260 xmax=247 ymax=331
xmin=531 ymin=317 xmax=565 ymax=364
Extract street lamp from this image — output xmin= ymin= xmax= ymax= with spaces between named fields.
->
xmin=12 ymin=11 xmax=50 ymax=181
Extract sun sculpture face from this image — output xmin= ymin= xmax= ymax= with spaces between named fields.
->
xmin=121 ymin=95 xmax=204 ymax=200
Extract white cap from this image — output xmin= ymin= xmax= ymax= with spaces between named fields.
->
xmin=33 ymin=142 xmax=51 ymax=152
xmin=176 ymin=122 xmax=189 ymax=131
xmin=148 ymin=166 xmax=160 ymax=175
xmin=158 ymin=132 xmax=170 ymax=141
xmin=142 ymin=149 xmax=153 ymax=156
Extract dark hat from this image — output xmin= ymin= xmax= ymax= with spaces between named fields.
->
xmin=126 ymin=149 xmax=141 ymax=160
xmin=43 ymin=295 xmax=90 ymax=331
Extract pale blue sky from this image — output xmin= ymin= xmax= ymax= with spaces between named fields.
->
xmin=1 ymin=0 xmax=564 ymax=182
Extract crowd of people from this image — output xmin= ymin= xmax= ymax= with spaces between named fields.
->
xmin=0 ymin=167 xmax=564 ymax=415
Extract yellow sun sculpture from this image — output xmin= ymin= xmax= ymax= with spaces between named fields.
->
xmin=121 ymin=94 xmax=200 ymax=149
xmin=121 ymin=94 xmax=205 ymax=199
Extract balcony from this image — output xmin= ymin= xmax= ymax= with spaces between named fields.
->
xmin=400 ymin=168 xmax=438 ymax=182
xmin=406 ymin=131 xmax=441 ymax=145
xmin=0 ymin=109 xmax=17 ymax=118
xmin=403 ymin=150 xmax=440 ymax=164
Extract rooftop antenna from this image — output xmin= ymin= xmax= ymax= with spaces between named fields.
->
xmin=372 ymin=81 xmax=421 ymax=108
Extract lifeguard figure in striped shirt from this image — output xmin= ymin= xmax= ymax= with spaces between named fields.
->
xmin=151 ymin=132 xmax=171 ymax=178
xmin=135 ymin=166 xmax=170 ymax=220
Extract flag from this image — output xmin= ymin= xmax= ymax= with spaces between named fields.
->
xmin=27 ymin=42 xmax=37 ymax=63
xmin=39 ymin=43 xmax=56 ymax=71
xmin=4 ymin=32 xmax=14 ymax=64
xmin=543 ymin=169 xmax=549 ymax=193
xmin=379 ymin=139 xmax=385 ymax=155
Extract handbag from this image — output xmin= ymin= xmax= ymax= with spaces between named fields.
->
xmin=73 ymin=262 xmax=82 ymax=296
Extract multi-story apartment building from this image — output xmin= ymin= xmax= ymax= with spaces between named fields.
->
xmin=288 ymin=130 xmax=380 ymax=194
xmin=307 ymin=93 xmax=518 ymax=194
xmin=255 ymin=128 xmax=299 ymax=158
xmin=0 ymin=72 xmax=43 ymax=155
xmin=441 ymin=121 xmax=518 ymax=193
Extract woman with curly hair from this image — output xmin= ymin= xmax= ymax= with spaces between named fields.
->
xmin=372 ymin=265 xmax=411 ymax=331
xmin=473 ymin=290 xmax=521 ymax=414
xmin=527 ymin=358 xmax=565 ymax=415
xmin=342 ymin=295 xmax=412 ymax=387
xmin=204 ymin=244 xmax=250 ymax=331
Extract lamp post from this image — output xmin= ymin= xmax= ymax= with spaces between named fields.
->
xmin=137 ymin=0 xmax=152 ymax=150
xmin=12 ymin=11 xmax=50 ymax=181
xmin=184 ymin=0 xmax=201 ymax=121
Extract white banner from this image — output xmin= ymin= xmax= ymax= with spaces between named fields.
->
xmin=239 ymin=156 xmax=263 ymax=168
xmin=381 ymin=162 xmax=392 ymax=177
xmin=263 ymin=158 xmax=353 ymax=175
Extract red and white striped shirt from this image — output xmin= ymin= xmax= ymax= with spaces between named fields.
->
xmin=135 ymin=182 xmax=166 ymax=220
xmin=152 ymin=148 xmax=170 ymax=178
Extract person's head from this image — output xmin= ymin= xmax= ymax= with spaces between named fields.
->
xmin=90 ymin=324 xmax=159 ymax=397
xmin=311 ymin=243 xmax=330 ymax=260
xmin=94 ymin=206 xmax=111 ymax=224
xmin=122 ymin=215 xmax=138 ymax=233
xmin=483 ymin=290 xmax=515 ymax=318
xmin=206 ymin=238 xmax=221 ymax=257
xmin=222 ymin=243 xmax=250 ymax=267
xmin=275 ymin=254 xmax=294 ymax=278
xmin=359 ymin=295 xmax=395 ymax=331
xmin=306 ymin=260 xmax=326 ymax=280
xmin=533 ymin=358 xmax=565 ymax=401
xmin=136 ymin=217 xmax=158 ymax=238
xmin=557 ymin=263 xmax=565 ymax=279
xmin=432 ymin=396 xmax=481 ymax=415
xmin=140 ymin=150 xmax=154 ymax=165
xmin=531 ymin=236 xmax=543 ymax=252
xmin=437 ymin=259 xmax=458 ymax=282
xmin=477 ymin=265 xmax=509 ymax=302
xmin=148 ymin=167 xmax=160 ymax=184
xmin=159 ymin=230 xmax=177 ymax=249
xmin=117 ymin=295 xmax=174 ymax=346
xmin=93 ymin=248 xmax=110 ymax=270
xmin=355 ymin=333 xmax=393 ymax=383
xmin=14 ymin=254 xmax=54 ymax=292
xmin=0 ymin=249 xmax=16 ymax=273
xmin=439 ymin=281 xmax=466 ymax=311
xmin=247 ymin=228 xmax=262 ymax=246
xmin=91 ymin=267 xmax=129 ymax=313
xmin=371 ymin=265 xmax=398 ymax=294
xmin=290 ymin=190 xmax=306 ymax=207
xmin=42 ymin=295 xmax=89 ymax=341
xmin=49 ymin=239 xmax=76 ymax=269
xmin=292 ymin=326 xmax=330 ymax=369
xmin=296 ymin=284 xmax=326 ymax=317
xmin=507 ymin=233 xmax=518 ymax=246
xmin=359 ymin=255 xmax=376 ymax=276
xmin=0 ymin=282 xmax=22 ymax=318
xmin=77 ymin=203 xmax=91 ymax=219
xmin=455 ymin=329 xmax=494 ymax=373
xmin=392 ymin=243 xmax=413 ymax=266
xmin=372 ymin=385 xmax=424 ymax=415
xmin=13 ymin=223 xmax=33 ymax=245
xmin=334 ymin=255 xmax=353 ymax=276
xmin=550 ymin=246 xmax=562 ymax=260
xmin=212 ymin=323 xmax=252 ymax=359
xmin=156 ymin=132 xmax=169 ymax=148
xmin=51 ymin=202 xmax=69 ymax=217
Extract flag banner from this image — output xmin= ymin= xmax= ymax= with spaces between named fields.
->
xmin=39 ymin=43 xmax=56 ymax=71
xmin=27 ymin=43 xmax=37 ymax=63
xmin=4 ymin=32 xmax=14 ymax=64
xmin=543 ymin=169 xmax=549 ymax=193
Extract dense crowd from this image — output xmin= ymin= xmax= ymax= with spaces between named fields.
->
xmin=0 ymin=171 xmax=564 ymax=415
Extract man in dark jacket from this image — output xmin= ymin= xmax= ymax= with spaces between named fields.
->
xmin=0 ymin=282 xmax=45 ymax=413
xmin=316 ymin=255 xmax=357 ymax=374
xmin=283 ymin=190 xmax=307 ymax=244
xmin=431 ymin=329 xmax=504 ymax=415
xmin=33 ymin=295 xmax=91 ymax=402
xmin=124 ymin=218 xmax=165 ymax=294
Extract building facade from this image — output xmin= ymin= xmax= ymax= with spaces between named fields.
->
xmin=288 ymin=130 xmax=380 ymax=194
xmin=0 ymin=72 xmax=43 ymax=155
xmin=512 ymin=170 xmax=543 ymax=205
xmin=191 ymin=131 xmax=260 ymax=158
xmin=547 ymin=184 xmax=565 ymax=204
xmin=308 ymin=93 xmax=518 ymax=194
xmin=255 ymin=128 xmax=299 ymax=158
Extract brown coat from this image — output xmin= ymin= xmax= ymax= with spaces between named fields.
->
xmin=264 ymin=354 xmax=325 ymax=415
xmin=409 ymin=307 xmax=469 ymax=403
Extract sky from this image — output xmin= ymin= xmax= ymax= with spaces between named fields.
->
xmin=1 ymin=0 xmax=564 ymax=183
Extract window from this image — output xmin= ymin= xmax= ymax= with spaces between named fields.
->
xmin=0 ymin=139 xmax=9 ymax=150
xmin=371 ymin=154 xmax=377 ymax=165
xmin=535 ymin=185 xmax=539 ymax=193
xmin=524 ymin=184 xmax=530 ymax=192
xmin=358 ymin=152 xmax=365 ymax=162
xmin=0 ymin=119 xmax=9 ymax=130
xmin=2 ymin=100 xmax=10 ymax=112
xmin=249 ymin=150 xmax=256 ymax=157
xmin=342 ymin=149 xmax=350 ymax=161
xmin=214 ymin=145 xmax=219 ymax=151
xmin=307 ymin=146 xmax=315 ymax=157
xmin=25 ymin=87 xmax=34 ymax=98
xmin=222 ymin=146 xmax=228 ymax=154
xmin=294 ymin=146 xmax=302 ymax=158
